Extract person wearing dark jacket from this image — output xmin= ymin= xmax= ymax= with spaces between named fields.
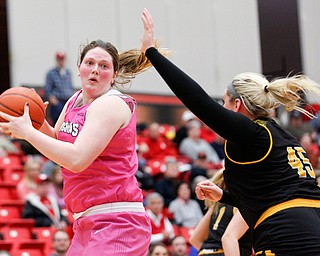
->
xmin=22 ymin=174 xmax=68 ymax=229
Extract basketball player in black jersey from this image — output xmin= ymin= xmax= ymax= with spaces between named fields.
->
xmin=190 ymin=169 xmax=252 ymax=256
xmin=140 ymin=9 xmax=320 ymax=255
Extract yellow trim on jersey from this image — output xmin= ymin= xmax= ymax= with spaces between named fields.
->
xmin=254 ymin=198 xmax=320 ymax=229
xmin=224 ymin=120 xmax=273 ymax=165
xmin=255 ymin=250 xmax=276 ymax=255
xmin=198 ymin=248 xmax=224 ymax=255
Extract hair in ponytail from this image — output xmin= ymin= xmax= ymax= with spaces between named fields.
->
xmin=228 ymin=72 xmax=320 ymax=119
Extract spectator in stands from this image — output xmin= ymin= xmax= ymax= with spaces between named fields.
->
xmin=171 ymin=235 xmax=188 ymax=256
xmin=174 ymin=110 xmax=197 ymax=148
xmin=135 ymin=167 xmax=155 ymax=191
xmin=138 ymin=122 xmax=178 ymax=160
xmin=210 ymin=133 xmax=225 ymax=161
xmin=189 ymin=152 xmax=219 ymax=182
xmin=22 ymin=174 xmax=68 ymax=229
xmin=179 ymin=120 xmax=220 ymax=164
xmin=299 ymin=132 xmax=320 ymax=169
xmin=16 ymin=158 xmax=42 ymax=201
xmin=190 ymin=175 xmax=207 ymax=214
xmin=49 ymin=230 xmax=70 ymax=256
xmin=285 ymin=110 xmax=314 ymax=141
xmin=168 ymin=181 xmax=203 ymax=228
xmin=44 ymin=50 xmax=74 ymax=125
xmin=0 ymin=133 xmax=20 ymax=158
xmin=154 ymin=156 xmax=181 ymax=207
xmin=48 ymin=165 xmax=66 ymax=209
xmin=41 ymin=159 xmax=59 ymax=178
xmin=148 ymin=242 xmax=170 ymax=256
xmin=200 ymin=123 xmax=216 ymax=144
xmin=269 ymin=107 xmax=282 ymax=126
xmin=146 ymin=192 xmax=175 ymax=245
xmin=135 ymin=144 xmax=155 ymax=191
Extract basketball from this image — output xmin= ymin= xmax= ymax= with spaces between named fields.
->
xmin=0 ymin=87 xmax=45 ymax=130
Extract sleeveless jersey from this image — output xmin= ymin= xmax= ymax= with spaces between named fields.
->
xmin=200 ymin=204 xmax=252 ymax=256
xmin=58 ymin=90 xmax=143 ymax=213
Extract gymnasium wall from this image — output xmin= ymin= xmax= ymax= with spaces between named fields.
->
xmin=6 ymin=0 xmax=320 ymax=99
xmin=7 ymin=0 xmax=261 ymax=98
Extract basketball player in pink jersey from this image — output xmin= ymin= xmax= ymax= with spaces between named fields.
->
xmin=0 ymin=40 xmax=166 ymax=255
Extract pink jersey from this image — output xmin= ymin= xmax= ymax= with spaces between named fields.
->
xmin=58 ymin=90 xmax=143 ymax=213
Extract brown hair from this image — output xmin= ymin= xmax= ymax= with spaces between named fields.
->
xmin=204 ymin=168 xmax=226 ymax=215
xmin=78 ymin=40 xmax=170 ymax=86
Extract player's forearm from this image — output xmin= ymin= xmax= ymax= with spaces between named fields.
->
xmin=25 ymin=128 xmax=88 ymax=172
xmin=222 ymin=237 xmax=240 ymax=256
xmin=189 ymin=207 xmax=212 ymax=250
xmin=39 ymin=119 xmax=56 ymax=138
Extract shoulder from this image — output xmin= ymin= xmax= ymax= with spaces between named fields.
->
xmin=86 ymin=92 xmax=133 ymax=127
xmin=169 ymin=199 xmax=180 ymax=207
xmin=90 ymin=94 xmax=130 ymax=113
xmin=190 ymin=199 xmax=201 ymax=206
xmin=47 ymin=67 xmax=58 ymax=74
xmin=223 ymin=204 xmax=236 ymax=215
xmin=25 ymin=193 xmax=38 ymax=202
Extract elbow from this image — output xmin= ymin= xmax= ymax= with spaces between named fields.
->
xmin=189 ymin=236 xmax=195 ymax=247
xmin=221 ymin=234 xmax=227 ymax=246
xmin=221 ymin=232 xmax=232 ymax=247
xmin=62 ymin=158 xmax=89 ymax=173
xmin=189 ymin=237 xmax=200 ymax=251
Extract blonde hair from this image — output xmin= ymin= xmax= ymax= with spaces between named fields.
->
xmin=22 ymin=158 xmax=41 ymax=190
xmin=204 ymin=168 xmax=226 ymax=215
xmin=228 ymin=72 xmax=320 ymax=119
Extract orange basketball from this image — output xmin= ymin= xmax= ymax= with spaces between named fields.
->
xmin=0 ymin=87 xmax=45 ymax=130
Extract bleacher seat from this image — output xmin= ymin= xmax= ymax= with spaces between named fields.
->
xmin=1 ymin=154 xmax=23 ymax=167
xmin=11 ymin=240 xmax=46 ymax=256
xmin=0 ymin=182 xmax=19 ymax=200
xmin=0 ymin=240 xmax=13 ymax=251
xmin=11 ymin=248 xmax=44 ymax=256
xmin=0 ymin=225 xmax=33 ymax=241
xmin=1 ymin=166 xmax=24 ymax=185
xmin=0 ymin=199 xmax=25 ymax=221
xmin=32 ymin=226 xmax=57 ymax=254
xmin=0 ymin=220 xmax=39 ymax=254
xmin=146 ymin=159 xmax=166 ymax=176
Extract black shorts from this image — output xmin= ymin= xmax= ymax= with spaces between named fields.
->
xmin=253 ymin=207 xmax=320 ymax=255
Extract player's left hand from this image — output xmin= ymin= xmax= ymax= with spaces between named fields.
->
xmin=141 ymin=8 xmax=156 ymax=54
xmin=195 ymin=180 xmax=223 ymax=202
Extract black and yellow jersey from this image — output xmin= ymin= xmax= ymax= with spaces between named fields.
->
xmin=223 ymin=117 xmax=320 ymax=228
xmin=200 ymin=204 xmax=252 ymax=256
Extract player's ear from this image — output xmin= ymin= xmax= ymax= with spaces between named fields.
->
xmin=234 ymin=98 xmax=242 ymax=112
